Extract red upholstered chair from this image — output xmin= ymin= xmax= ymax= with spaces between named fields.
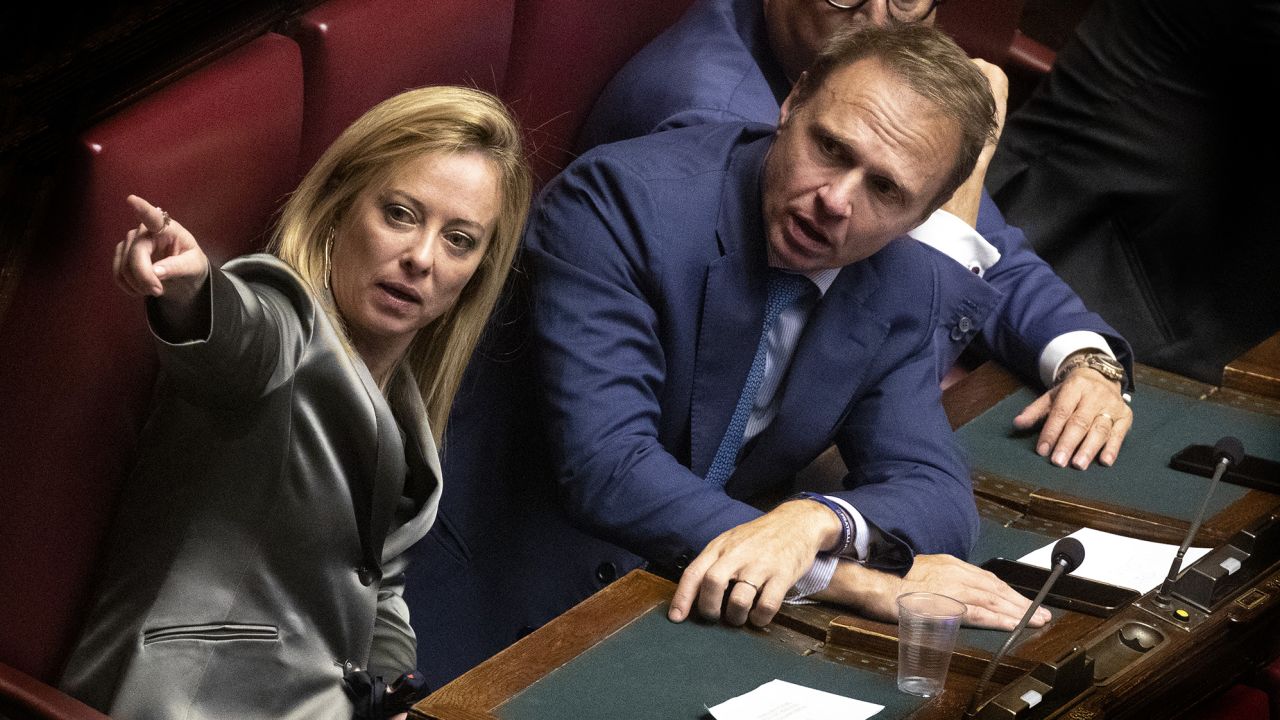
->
xmin=501 ymin=0 xmax=696 ymax=186
xmin=0 ymin=32 xmax=302 ymax=716
xmin=292 ymin=0 xmax=516 ymax=174
xmin=938 ymin=0 xmax=1030 ymax=67
xmin=1188 ymin=684 xmax=1271 ymax=720
xmin=936 ymin=0 xmax=1057 ymax=111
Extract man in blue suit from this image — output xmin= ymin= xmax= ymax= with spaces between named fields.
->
xmin=530 ymin=24 xmax=1057 ymax=629
xmin=579 ymin=0 xmax=1136 ymax=472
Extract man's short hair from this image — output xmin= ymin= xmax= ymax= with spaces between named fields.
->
xmin=790 ymin=23 xmax=998 ymax=210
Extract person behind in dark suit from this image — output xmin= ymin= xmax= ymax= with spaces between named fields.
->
xmin=579 ymin=0 xmax=1136 ymax=472
xmin=58 ymin=86 xmax=531 ymax=720
xmin=531 ymin=23 xmax=1051 ymax=632
xmin=987 ymin=0 xmax=1280 ymax=384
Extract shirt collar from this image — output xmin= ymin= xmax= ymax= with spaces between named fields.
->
xmin=765 ymin=249 xmax=841 ymax=297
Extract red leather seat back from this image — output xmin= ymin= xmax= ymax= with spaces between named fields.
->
xmin=0 ymin=33 xmax=302 ymax=683
xmin=293 ymin=0 xmax=516 ymax=173
xmin=501 ymin=0 xmax=695 ymax=186
xmin=937 ymin=0 xmax=1026 ymax=65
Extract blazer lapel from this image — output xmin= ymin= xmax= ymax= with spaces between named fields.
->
xmin=689 ymin=254 xmax=765 ymax=477
xmin=383 ymin=368 xmax=441 ymax=561
xmin=349 ymin=352 xmax=407 ymax=580
xmin=730 ymin=261 xmax=887 ymax=492
xmin=689 ymin=137 xmax=771 ymax=478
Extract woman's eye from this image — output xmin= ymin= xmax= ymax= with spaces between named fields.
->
xmin=384 ymin=204 xmax=416 ymax=225
xmin=445 ymin=231 xmax=477 ymax=251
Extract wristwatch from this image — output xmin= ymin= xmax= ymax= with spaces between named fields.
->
xmin=1054 ymin=352 xmax=1126 ymax=386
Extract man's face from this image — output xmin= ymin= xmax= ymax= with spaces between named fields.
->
xmin=762 ymin=58 xmax=960 ymax=272
xmin=763 ymin=0 xmax=937 ymax=81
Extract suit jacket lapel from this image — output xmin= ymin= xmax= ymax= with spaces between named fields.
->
xmin=349 ymin=352 xmax=406 ymax=580
xmin=384 ymin=368 xmax=441 ymax=561
xmin=689 ymin=137 xmax=771 ymax=478
xmin=730 ymin=260 xmax=888 ymax=492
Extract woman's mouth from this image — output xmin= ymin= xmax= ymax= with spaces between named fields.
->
xmin=377 ymin=282 xmax=422 ymax=304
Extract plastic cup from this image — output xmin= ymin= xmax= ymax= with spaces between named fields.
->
xmin=896 ymin=591 xmax=965 ymax=697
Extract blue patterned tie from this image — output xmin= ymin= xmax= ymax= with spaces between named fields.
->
xmin=705 ymin=270 xmax=814 ymax=486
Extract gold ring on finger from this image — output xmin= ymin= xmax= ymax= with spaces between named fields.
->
xmin=1097 ymin=411 xmax=1114 ymax=423
xmin=159 ymin=210 xmax=171 ymax=232
xmin=734 ymin=579 xmax=759 ymax=592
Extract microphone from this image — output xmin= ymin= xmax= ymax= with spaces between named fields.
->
xmin=965 ymin=538 xmax=1085 ymax=718
xmin=1154 ymin=436 xmax=1245 ymax=605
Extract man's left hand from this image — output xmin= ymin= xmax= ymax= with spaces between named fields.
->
xmin=1013 ymin=367 xmax=1132 ymax=469
xmin=668 ymin=500 xmax=841 ymax=627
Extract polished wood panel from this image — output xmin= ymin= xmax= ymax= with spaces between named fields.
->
xmin=1222 ymin=331 xmax=1280 ymax=401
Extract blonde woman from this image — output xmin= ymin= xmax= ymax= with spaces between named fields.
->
xmin=60 ymin=86 xmax=530 ymax=720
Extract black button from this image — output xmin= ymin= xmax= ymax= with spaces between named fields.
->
xmin=357 ymin=566 xmax=376 ymax=586
xmin=675 ymin=551 xmax=693 ymax=570
xmin=595 ymin=562 xmax=618 ymax=585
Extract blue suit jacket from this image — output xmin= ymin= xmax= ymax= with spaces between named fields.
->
xmin=577 ymin=0 xmax=1133 ymax=386
xmin=528 ymin=123 xmax=984 ymax=569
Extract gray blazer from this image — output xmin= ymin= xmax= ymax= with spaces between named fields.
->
xmin=60 ymin=255 xmax=441 ymax=719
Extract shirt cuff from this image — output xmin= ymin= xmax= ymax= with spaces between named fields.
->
xmin=907 ymin=209 xmax=1002 ymax=278
xmin=785 ymin=553 xmax=838 ymax=604
xmin=1039 ymin=331 xmax=1117 ymax=388
xmin=825 ymin=495 xmax=870 ymax=560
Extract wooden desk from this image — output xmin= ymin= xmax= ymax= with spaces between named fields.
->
xmin=1223 ymin=330 xmax=1280 ymax=400
xmin=414 ymin=362 xmax=1280 ymax=720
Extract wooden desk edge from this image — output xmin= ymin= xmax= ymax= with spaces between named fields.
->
xmin=943 ymin=362 xmax=1023 ymax=431
xmin=1222 ymin=330 xmax=1280 ymax=400
xmin=413 ymin=570 xmax=674 ymax=719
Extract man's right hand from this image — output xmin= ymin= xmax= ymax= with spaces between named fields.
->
xmin=668 ymin=499 xmax=842 ymax=628
xmin=816 ymin=554 xmax=1051 ymax=631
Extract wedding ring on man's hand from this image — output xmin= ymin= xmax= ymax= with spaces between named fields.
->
xmin=159 ymin=209 xmax=171 ymax=233
xmin=734 ymin=579 xmax=760 ymax=592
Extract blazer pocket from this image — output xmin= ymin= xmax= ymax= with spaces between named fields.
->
xmin=143 ymin=623 xmax=279 ymax=645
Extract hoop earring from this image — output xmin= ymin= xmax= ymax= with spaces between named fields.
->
xmin=323 ymin=226 xmax=335 ymax=290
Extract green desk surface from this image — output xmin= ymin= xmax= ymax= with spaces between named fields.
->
xmin=955 ymin=381 xmax=1280 ymax=522
xmin=499 ymin=607 xmax=927 ymax=720
xmin=970 ymin=517 xmax=1058 ymax=566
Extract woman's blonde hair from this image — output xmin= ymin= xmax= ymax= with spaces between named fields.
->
xmin=270 ymin=86 xmax=531 ymax=444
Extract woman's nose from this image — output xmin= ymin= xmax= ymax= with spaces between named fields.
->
xmin=401 ymin=232 xmax=436 ymax=273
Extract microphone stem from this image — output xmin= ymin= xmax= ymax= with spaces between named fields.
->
xmin=966 ymin=561 xmax=1066 ymax=717
xmin=1157 ymin=456 xmax=1228 ymax=601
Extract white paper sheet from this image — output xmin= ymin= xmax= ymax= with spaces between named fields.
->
xmin=1018 ymin=527 xmax=1212 ymax=593
xmin=707 ymin=679 xmax=884 ymax=720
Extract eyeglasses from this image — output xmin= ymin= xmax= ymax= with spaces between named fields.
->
xmin=824 ymin=0 xmax=943 ymax=24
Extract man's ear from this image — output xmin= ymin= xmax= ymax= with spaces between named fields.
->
xmin=778 ymin=71 xmax=808 ymax=126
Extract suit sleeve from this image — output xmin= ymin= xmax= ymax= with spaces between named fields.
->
xmin=526 ymin=160 xmax=764 ymax=567
xmin=975 ymin=192 xmax=1135 ymax=388
xmin=830 ymin=255 xmax=980 ymax=571
xmin=147 ymin=257 xmax=314 ymax=406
